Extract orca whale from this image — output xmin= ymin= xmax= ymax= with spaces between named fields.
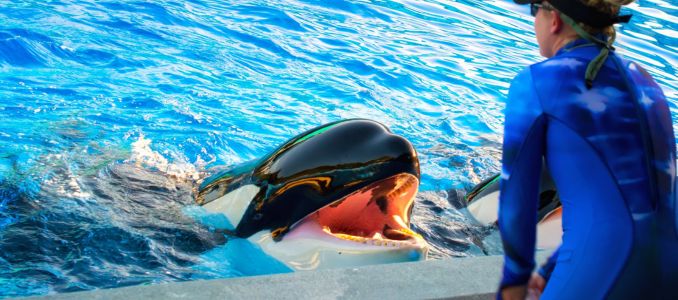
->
xmin=195 ymin=119 xmax=429 ymax=270
xmin=464 ymin=168 xmax=563 ymax=249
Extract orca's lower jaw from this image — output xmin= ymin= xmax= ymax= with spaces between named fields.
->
xmin=249 ymin=173 xmax=428 ymax=271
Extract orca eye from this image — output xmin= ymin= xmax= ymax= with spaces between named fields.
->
xmin=253 ymin=213 xmax=263 ymax=221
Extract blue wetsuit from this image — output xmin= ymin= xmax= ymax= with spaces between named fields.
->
xmin=498 ymin=39 xmax=678 ymax=299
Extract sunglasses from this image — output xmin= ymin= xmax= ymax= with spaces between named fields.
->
xmin=530 ymin=2 xmax=553 ymax=17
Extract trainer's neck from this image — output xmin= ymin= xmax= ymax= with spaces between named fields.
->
xmin=546 ymin=34 xmax=579 ymax=58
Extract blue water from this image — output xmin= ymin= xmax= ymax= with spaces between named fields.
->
xmin=0 ymin=0 xmax=675 ymax=297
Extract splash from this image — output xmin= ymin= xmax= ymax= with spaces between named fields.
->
xmin=127 ymin=134 xmax=205 ymax=181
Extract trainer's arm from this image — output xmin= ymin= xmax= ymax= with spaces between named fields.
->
xmin=498 ymin=67 xmax=546 ymax=290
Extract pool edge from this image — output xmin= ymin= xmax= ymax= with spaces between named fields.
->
xmin=21 ymin=254 xmax=549 ymax=300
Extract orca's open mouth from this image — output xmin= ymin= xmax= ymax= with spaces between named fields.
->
xmin=299 ymin=173 xmax=424 ymax=247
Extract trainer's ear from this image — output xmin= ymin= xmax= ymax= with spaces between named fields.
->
xmin=551 ymin=10 xmax=564 ymax=34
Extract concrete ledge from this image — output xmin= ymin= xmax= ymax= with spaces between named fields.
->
xmin=26 ymin=254 xmax=548 ymax=300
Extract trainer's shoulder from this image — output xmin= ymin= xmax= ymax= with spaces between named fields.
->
xmin=625 ymin=59 xmax=660 ymax=86
xmin=620 ymin=57 xmax=667 ymax=100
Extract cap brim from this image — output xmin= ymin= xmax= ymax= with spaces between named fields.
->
xmin=513 ymin=0 xmax=535 ymax=4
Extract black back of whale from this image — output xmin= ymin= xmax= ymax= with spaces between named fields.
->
xmin=197 ymin=119 xmax=420 ymax=239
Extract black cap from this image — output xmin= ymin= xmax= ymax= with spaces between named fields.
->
xmin=514 ymin=0 xmax=631 ymax=28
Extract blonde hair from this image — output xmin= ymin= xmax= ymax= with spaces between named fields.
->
xmin=578 ymin=0 xmax=635 ymax=37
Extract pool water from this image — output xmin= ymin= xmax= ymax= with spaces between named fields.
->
xmin=0 ymin=0 xmax=675 ymax=297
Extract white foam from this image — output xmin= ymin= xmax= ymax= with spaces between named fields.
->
xmin=42 ymin=153 xmax=92 ymax=199
xmin=127 ymin=134 xmax=206 ymax=181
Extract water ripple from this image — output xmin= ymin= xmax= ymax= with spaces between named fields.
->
xmin=0 ymin=0 xmax=675 ymax=297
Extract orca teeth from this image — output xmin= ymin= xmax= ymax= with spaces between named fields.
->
xmin=327 ymin=231 xmax=420 ymax=248
xmin=322 ymin=221 xmax=420 ymax=248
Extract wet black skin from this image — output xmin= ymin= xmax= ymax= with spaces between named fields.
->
xmin=196 ymin=119 xmax=420 ymax=240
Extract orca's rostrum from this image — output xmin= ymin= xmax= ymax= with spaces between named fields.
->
xmin=196 ymin=119 xmax=429 ymax=270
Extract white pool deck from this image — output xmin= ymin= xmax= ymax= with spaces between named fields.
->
xmin=22 ymin=253 xmax=551 ymax=300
